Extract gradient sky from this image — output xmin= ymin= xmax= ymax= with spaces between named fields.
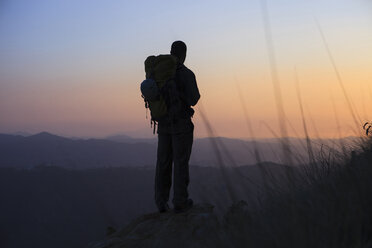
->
xmin=0 ymin=0 xmax=371 ymax=138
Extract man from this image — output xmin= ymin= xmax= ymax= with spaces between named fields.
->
xmin=155 ymin=41 xmax=200 ymax=213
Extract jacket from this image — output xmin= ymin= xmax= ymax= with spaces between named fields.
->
xmin=157 ymin=63 xmax=200 ymax=134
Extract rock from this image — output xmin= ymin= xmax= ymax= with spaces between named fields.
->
xmin=106 ymin=226 xmax=116 ymax=236
xmin=224 ymin=200 xmax=251 ymax=227
xmin=224 ymin=201 xmax=251 ymax=247
xmin=88 ymin=203 xmax=230 ymax=248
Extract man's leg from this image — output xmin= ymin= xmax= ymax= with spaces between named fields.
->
xmin=172 ymin=128 xmax=193 ymax=208
xmin=155 ymin=133 xmax=173 ymax=210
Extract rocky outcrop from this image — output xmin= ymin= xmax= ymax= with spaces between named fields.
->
xmin=88 ymin=203 xmax=241 ymax=248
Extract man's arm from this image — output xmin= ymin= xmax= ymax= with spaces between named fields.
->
xmin=184 ymin=70 xmax=200 ymax=106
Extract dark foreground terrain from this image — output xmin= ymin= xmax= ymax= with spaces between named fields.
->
xmin=89 ymin=138 xmax=372 ymax=248
xmin=0 ymin=163 xmax=287 ymax=248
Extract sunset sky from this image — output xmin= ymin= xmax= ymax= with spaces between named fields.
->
xmin=0 ymin=0 xmax=371 ymax=138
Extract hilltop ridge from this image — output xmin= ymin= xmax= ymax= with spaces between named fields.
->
xmin=88 ymin=202 xmax=247 ymax=248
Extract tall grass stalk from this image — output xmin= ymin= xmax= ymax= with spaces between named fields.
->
xmin=315 ymin=18 xmax=362 ymax=134
xmin=294 ymin=67 xmax=315 ymax=165
xmin=197 ymin=102 xmax=238 ymax=204
xmin=260 ymin=0 xmax=293 ymax=167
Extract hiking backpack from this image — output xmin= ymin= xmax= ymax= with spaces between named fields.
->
xmin=140 ymin=54 xmax=183 ymax=132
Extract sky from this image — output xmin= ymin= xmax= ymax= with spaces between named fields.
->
xmin=0 ymin=0 xmax=371 ymax=138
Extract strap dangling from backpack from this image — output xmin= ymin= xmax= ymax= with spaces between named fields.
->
xmin=142 ymin=95 xmax=149 ymax=119
xmin=150 ymin=119 xmax=158 ymax=134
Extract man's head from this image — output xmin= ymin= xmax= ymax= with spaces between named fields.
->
xmin=170 ymin=41 xmax=187 ymax=64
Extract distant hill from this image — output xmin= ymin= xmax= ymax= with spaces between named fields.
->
xmin=105 ymin=134 xmax=157 ymax=144
xmin=0 ymin=132 xmax=156 ymax=168
xmin=191 ymin=136 xmax=358 ymax=166
xmin=0 ymin=132 xmax=358 ymax=169
xmin=10 ymin=131 xmax=32 ymax=137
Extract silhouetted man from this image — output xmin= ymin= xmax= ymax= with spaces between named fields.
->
xmin=155 ymin=41 xmax=200 ymax=213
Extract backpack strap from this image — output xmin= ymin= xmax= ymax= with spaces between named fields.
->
xmin=142 ymin=94 xmax=149 ymax=119
xmin=151 ymin=119 xmax=158 ymax=134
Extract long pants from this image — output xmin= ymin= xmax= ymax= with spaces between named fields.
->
xmin=155 ymin=122 xmax=193 ymax=208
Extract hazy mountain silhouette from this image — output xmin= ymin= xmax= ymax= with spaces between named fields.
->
xmin=0 ymin=132 xmax=156 ymax=168
xmin=0 ymin=132 xmax=357 ymax=169
xmin=105 ymin=134 xmax=157 ymax=144
xmin=10 ymin=131 xmax=32 ymax=137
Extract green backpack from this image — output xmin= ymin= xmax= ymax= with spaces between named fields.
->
xmin=141 ymin=55 xmax=178 ymax=129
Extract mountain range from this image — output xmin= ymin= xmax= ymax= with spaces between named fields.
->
xmin=0 ymin=132 xmax=358 ymax=169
